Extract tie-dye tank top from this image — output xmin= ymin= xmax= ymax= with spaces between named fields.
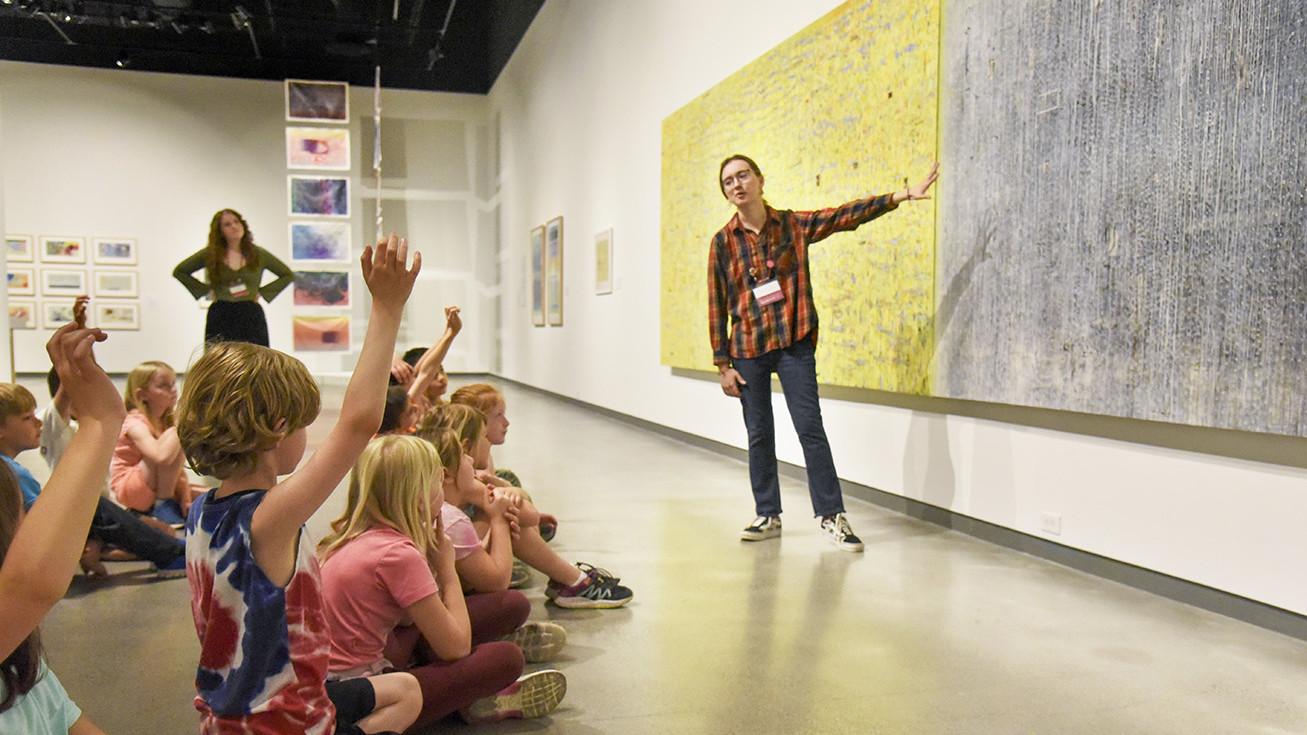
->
xmin=186 ymin=488 xmax=336 ymax=734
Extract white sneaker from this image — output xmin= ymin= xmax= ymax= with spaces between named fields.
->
xmin=741 ymin=515 xmax=782 ymax=541
xmin=505 ymin=621 xmax=567 ymax=663
xmin=820 ymin=513 xmax=864 ymax=552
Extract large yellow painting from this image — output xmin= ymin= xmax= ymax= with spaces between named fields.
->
xmin=661 ymin=0 xmax=939 ymax=393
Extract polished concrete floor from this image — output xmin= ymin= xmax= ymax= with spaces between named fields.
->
xmin=31 ymin=379 xmax=1307 ymax=733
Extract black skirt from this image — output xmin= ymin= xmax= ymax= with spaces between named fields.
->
xmin=205 ymin=299 xmax=269 ymax=347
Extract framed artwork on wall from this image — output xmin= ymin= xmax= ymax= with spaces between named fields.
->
xmin=293 ymin=270 xmax=351 ymax=307
xmin=41 ymin=300 xmax=78 ymax=329
xmin=286 ymin=127 xmax=351 ymax=170
xmin=289 ymin=176 xmax=350 ymax=217
xmin=545 ymin=216 xmax=563 ymax=326
xmin=92 ymin=237 xmax=137 ymax=265
xmin=530 ymin=225 xmax=545 ymax=326
xmin=6 ymin=234 xmax=33 ymax=262
xmin=7 ymin=268 xmax=35 ymax=296
xmin=94 ymin=270 xmax=138 ymax=298
xmin=291 ymin=222 xmax=352 ymax=262
xmin=40 ymin=269 xmax=87 ymax=297
xmin=293 ymin=315 xmax=351 ymax=351
xmin=8 ymin=300 xmax=35 ymax=329
xmin=96 ymin=301 xmax=140 ymax=330
xmin=286 ymin=79 xmax=349 ymax=123
xmin=39 ymin=236 xmax=85 ymax=264
xmin=595 ymin=228 xmax=613 ymax=295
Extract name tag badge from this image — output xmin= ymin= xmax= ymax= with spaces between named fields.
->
xmin=228 ymin=282 xmax=250 ymax=299
xmin=752 ymin=279 xmax=784 ymax=306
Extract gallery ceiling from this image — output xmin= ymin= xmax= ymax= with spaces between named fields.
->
xmin=0 ymin=0 xmax=545 ymax=93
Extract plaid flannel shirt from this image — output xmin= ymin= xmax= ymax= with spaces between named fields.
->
xmin=707 ymin=194 xmax=898 ymax=366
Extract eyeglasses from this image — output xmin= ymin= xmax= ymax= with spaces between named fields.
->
xmin=721 ymin=169 xmax=753 ymax=189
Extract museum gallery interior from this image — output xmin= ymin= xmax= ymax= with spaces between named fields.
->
xmin=1 ymin=1 xmax=1305 ymax=732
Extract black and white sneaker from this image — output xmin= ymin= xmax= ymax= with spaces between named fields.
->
xmin=820 ymin=513 xmax=864 ymax=552
xmin=740 ymin=515 xmax=782 ymax=541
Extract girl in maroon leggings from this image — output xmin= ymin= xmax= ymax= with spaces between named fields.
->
xmin=318 ymin=435 xmax=566 ymax=728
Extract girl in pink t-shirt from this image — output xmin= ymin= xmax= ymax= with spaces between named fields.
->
xmin=109 ymin=361 xmax=192 ymax=525
xmin=318 ymin=435 xmax=566 ymax=728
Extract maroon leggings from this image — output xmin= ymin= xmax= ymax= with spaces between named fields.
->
xmin=384 ymin=589 xmax=531 ymax=730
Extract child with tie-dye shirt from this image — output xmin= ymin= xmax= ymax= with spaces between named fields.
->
xmin=177 ymin=235 xmax=421 ymax=734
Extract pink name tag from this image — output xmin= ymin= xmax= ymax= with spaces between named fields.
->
xmin=752 ymin=279 xmax=783 ymax=306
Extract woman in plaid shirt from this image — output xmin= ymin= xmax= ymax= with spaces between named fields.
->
xmin=709 ymin=155 xmax=939 ymax=552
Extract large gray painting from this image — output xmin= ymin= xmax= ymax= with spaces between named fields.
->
xmin=933 ymin=0 xmax=1307 ymax=435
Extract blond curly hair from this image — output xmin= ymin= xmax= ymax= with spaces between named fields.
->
xmin=176 ymin=342 xmax=320 ymax=480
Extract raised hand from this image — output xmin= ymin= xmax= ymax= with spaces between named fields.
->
xmin=360 ymin=233 xmax=421 ymax=312
xmin=45 ymin=320 xmax=123 ymax=432
xmin=444 ymin=306 xmax=462 ymax=336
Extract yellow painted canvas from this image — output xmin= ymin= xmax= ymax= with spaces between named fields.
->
xmin=660 ymin=0 xmax=939 ymax=393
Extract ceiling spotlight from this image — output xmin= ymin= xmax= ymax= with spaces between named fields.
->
xmin=116 ymin=49 xmax=131 ymax=68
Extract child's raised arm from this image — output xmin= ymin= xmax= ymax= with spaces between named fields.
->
xmin=407 ymin=306 xmax=461 ymax=404
xmin=0 ymin=321 xmax=124 ymax=660
xmin=251 ymin=235 xmax=419 ymax=579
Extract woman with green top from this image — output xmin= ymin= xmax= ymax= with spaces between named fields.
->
xmin=173 ymin=209 xmax=294 ymax=347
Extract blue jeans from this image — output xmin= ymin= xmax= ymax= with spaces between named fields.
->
xmin=733 ymin=334 xmax=844 ymax=518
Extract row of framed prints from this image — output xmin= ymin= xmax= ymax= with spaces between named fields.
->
xmin=8 ymin=267 xmax=137 ymax=299
xmin=7 ymin=234 xmax=136 ymax=265
xmin=528 ymin=219 xmax=615 ymax=327
xmin=9 ymin=300 xmax=139 ymax=330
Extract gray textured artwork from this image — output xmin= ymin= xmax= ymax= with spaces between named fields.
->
xmin=934 ymin=0 xmax=1307 ymax=435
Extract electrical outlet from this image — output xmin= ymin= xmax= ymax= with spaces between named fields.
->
xmin=1040 ymin=512 xmax=1062 ymax=536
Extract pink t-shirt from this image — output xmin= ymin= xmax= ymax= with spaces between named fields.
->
xmin=319 ymin=526 xmax=439 ymax=671
xmin=440 ymin=503 xmax=482 ymax=561
xmin=109 ymin=409 xmax=155 ymax=511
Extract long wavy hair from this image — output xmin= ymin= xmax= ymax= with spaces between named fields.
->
xmin=205 ymin=208 xmax=260 ymax=287
xmin=318 ymin=435 xmax=443 ymax=565
xmin=0 ymin=462 xmax=42 ymax=714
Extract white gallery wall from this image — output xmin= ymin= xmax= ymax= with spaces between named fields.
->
xmin=0 ymin=61 xmax=496 ymax=377
xmin=488 ymin=0 xmax=1307 ymax=616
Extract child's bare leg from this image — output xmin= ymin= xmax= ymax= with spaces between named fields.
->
xmin=143 ymin=429 xmax=188 ymax=502
xmin=356 ymin=672 xmax=421 ymax=734
xmin=512 ymin=526 xmax=583 ymax=586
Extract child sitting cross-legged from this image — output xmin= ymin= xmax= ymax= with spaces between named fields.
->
xmin=417 ymin=404 xmax=633 ymax=609
xmin=109 ymin=360 xmax=193 ymax=526
xmin=318 ymin=434 xmax=567 ymax=729
xmin=176 ymin=234 xmax=422 ymax=734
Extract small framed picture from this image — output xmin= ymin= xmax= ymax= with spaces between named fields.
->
xmin=41 ymin=269 xmax=87 ymax=297
xmin=530 ymin=225 xmax=545 ymax=327
xmin=291 ymin=222 xmax=352 ymax=262
xmin=286 ymin=79 xmax=349 ymax=123
xmin=8 ymin=300 xmax=36 ymax=329
xmin=7 ymin=268 xmax=35 ymax=296
xmin=6 ymin=234 xmax=33 ymax=262
xmin=41 ymin=300 xmax=79 ymax=329
xmin=293 ymin=315 xmax=351 ymax=352
xmin=289 ymin=176 xmax=350 ymax=217
xmin=96 ymin=301 xmax=140 ymax=330
xmin=595 ymin=228 xmax=614 ymax=295
xmin=92 ymin=237 xmax=137 ymax=265
xmin=545 ymin=216 xmax=564 ymax=326
xmin=40 ymin=236 xmax=86 ymax=264
xmin=94 ymin=270 xmax=139 ymax=298
xmin=287 ymin=127 xmax=351 ymax=170
xmin=293 ymin=270 xmax=351 ymax=306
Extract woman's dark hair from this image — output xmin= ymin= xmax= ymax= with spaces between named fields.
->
xmin=718 ymin=154 xmax=763 ymax=199
xmin=0 ymin=461 xmax=42 ymax=713
xmin=205 ymin=209 xmax=260 ymax=288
